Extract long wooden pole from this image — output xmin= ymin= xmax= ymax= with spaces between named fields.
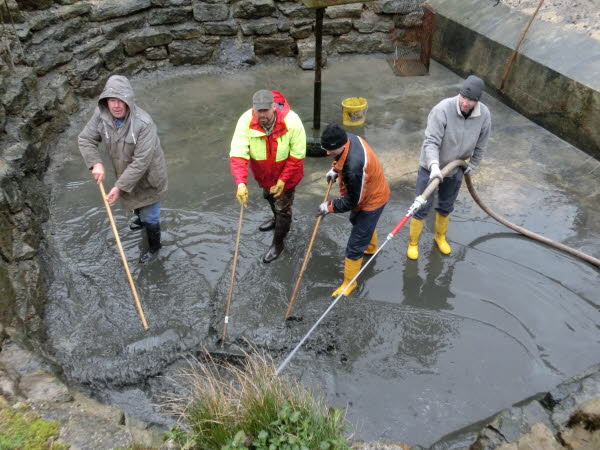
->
xmin=222 ymin=203 xmax=245 ymax=343
xmin=499 ymin=0 xmax=545 ymax=91
xmin=98 ymin=182 xmax=148 ymax=331
xmin=285 ymin=180 xmax=333 ymax=320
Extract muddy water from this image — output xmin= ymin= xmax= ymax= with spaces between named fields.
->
xmin=45 ymin=56 xmax=600 ymax=446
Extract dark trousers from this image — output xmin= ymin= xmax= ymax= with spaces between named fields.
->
xmin=263 ymin=187 xmax=295 ymax=237
xmin=346 ymin=204 xmax=386 ymax=260
xmin=413 ymin=166 xmax=463 ymax=220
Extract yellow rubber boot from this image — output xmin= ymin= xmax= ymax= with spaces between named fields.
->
xmin=406 ymin=218 xmax=423 ymax=260
xmin=332 ymin=257 xmax=363 ymax=297
xmin=364 ymin=231 xmax=378 ymax=255
xmin=434 ymin=213 xmax=451 ymax=255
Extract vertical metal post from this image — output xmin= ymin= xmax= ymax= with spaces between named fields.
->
xmin=313 ymin=7 xmax=324 ymax=130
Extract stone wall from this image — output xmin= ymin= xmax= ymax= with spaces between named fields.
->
xmin=0 ymin=339 xmax=165 ymax=448
xmin=0 ymin=0 xmax=423 ymax=344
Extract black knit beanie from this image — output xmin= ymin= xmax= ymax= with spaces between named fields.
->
xmin=321 ymin=124 xmax=348 ymax=150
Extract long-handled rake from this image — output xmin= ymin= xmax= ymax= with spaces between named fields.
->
xmin=99 ymin=182 xmax=148 ymax=331
xmin=285 ymin=180 xmax=334 ymax=319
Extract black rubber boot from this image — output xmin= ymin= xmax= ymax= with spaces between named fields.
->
xmin=139 ymin=223 xmax=161 ymax=264
xmin=258 ymin=217 xmax=275 ymax=232
xmin=262 ymin=215 xmax=290 ymax=263
xmin=263 ymin=237 xmax=284 ymax=263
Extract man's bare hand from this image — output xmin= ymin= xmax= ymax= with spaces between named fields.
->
xmin=106 ymin=187 xmax=120 ymax=205
xmin=91 ymin=163 xmax=105 ymax=183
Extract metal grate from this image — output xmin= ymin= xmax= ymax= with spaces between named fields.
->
xmin=389 ymin=3 xmax=435 ymax=77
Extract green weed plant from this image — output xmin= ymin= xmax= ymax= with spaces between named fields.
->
xmin=165 ymin=352 xmax=350 ymax=450
xmin=0 ymin=402 xmax=66 ymax=449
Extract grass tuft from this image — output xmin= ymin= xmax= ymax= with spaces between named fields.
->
xmin=164 ymin=351 xmax=350 ymax=450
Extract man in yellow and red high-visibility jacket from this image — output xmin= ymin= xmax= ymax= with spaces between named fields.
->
xmin=230 ymin=89 xmax=306 ymax=263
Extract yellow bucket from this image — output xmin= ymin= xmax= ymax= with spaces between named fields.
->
xmin=341 ymin=97 xmax=368 ymax=126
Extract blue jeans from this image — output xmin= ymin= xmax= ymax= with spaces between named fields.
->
xmin=413 ymin=167 xmax=463 ymax=220
xmin=346 ymin=204 xmax=386 ymax=260
xmin=137 ymin=201 xmax=161 ymax=225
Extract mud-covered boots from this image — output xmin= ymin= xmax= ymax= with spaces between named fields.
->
xmin=263 ymin=233 xmax=284 ymax=263
xmin=262 ymin=216 xmax=289 ymax=263
xmin=364 ymin=231 xmax=378 ymax=255
xmin=139 ymin=223 xmax=161 ymax=263
xmin=406 ymin=218 xmax=423 ymax=260
xmin=332 ymin=257 xmax=363 ymax=297
xmin=434 ymin=213 xmax=451 ymax=255
xmin=258 ymin=217 xmax=276 ymax=232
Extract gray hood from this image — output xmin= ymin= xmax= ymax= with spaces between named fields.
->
xmin=98 ymin=75 xmax=138 ymax=144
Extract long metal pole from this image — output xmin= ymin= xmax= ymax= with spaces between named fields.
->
xmin=222 ymin=203 xmax=245 ymax=343
xmin=276 ymin=161 xmax=468 ymax=375
xmin=277 ymin=236 xmax=392 ymax=375
xmin=313 ymin=7 xmax=324 ymax=130
xmin=98 ymin=182 xmax=148 ymax=331
xmin=285 ymin=180 xmax=333 ymax=320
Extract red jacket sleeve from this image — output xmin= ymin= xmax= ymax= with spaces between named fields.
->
xmin=230 ymin=156 xmax=249 ymax=186
xmin=278 ymin=155 xmax=304 ymax=185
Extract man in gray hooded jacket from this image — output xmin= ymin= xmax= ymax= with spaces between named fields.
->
xmin=79 ymin=75 xmax=168 ymax=263
xmin=407 ymin=75 xmax=491 ymax=260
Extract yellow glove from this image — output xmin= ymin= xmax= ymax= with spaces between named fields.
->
xmin=269 ymin=179 xmax=285 ymax=198
xmin=236 ymin=183 xmax=248 ymax=207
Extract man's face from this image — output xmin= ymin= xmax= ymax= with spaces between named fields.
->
xmin=107 ymin=98 xmax=128 ymax=119
xmin=458 ymin=94 xmax=478 ymax=113
xmin=255 ymin=105 xmax=276 ymax=128
xmin=325 ymin=146 xmax=345 ymax=157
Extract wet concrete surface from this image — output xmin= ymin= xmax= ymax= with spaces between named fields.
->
xmin=45 ymin=56 xmax=600 ymax=447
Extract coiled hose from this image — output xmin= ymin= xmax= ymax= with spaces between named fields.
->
xmin=443 ymin=160 xmax=600 ymax=268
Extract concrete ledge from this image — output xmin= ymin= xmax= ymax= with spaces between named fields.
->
xmin=427 ymin=0 xmax=600 ymax=159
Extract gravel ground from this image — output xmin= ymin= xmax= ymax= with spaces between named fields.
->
xmin=500 ymin=0 xmax=600 ymax=40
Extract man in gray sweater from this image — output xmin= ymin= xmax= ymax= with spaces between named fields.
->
xmin=407 ymin=75 xmax=491 ymax=260
xmin=79 ymin=75 xmax=168 ymax=264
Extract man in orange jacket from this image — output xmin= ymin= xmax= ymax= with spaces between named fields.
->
xmin=317 ymin=124 xmax=390 ymax=296
xmin=230 ymin=90 xmax=306 ymax=263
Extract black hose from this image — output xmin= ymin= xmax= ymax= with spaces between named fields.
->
xmin=439 ymin=160 xmax=600 ymax=268
xmin=464 ymin=174 xmax=600 ymax=267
